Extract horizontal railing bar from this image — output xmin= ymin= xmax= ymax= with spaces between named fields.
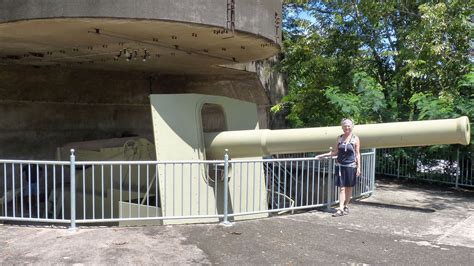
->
xmin=0 ymin=217 xmax=71 ymax=223
xmin=74 ymin=160 xmax=225 ymax=165
xmin=231 ymin=152 xmax=375 ymax=163
xmin=359 ymin=191 xmax=372 ymax=197
xmin=0 ymin=153 xmax=376 ymax=166
xmin=227 ymin=203 xmax=328 ymax=217
xmin=0 ymin=160 xmax=70 ymax=165
xmin=75 ymin=214 xmax=224 ymax=223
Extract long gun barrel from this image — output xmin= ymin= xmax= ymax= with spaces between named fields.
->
xmin=204 ymin=116 xmax=470 ymax=158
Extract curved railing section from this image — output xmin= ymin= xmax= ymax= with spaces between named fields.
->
xmin=0 ymin=150 xmax=376 ymax=228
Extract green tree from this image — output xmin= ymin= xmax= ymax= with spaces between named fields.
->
xmin=277 ymin=0 xmax=473 ymax=129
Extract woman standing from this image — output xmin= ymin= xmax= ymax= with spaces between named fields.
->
xmin=315 ymin=118 xmax=361 ymax=217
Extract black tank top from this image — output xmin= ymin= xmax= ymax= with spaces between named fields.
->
xmin=336 ymin=134 xmax=356 ymax=165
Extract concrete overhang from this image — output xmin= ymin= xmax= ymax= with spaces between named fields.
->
xmin=0 ymin=0 xmax=282 ymax=75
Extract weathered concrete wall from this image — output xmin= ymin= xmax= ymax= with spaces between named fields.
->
xmin=0 ymin=66 xmax=270 ymax=159
xmin=0 ymin=66 xmax=151 ymax=159
xmin=0 ymin=0 xmax=286 ymax=160
xmin=221 ymin=55 xmax=289 ymax=129
xmin=0 ymin=0 xmax=281 ymax=44
xmin=254 ymin=55 xmax=288 ymax=129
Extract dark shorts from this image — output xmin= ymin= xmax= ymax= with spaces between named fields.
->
xmin=335 ymin=165 xmax=356 ymax=187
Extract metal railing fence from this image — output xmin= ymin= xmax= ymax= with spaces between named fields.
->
xmin=1 ymin=149 xmax=376 ymax=228
xmin=376 ymin=148 xmax=473 ymax=188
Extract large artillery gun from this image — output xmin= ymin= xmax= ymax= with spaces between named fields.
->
xmin=150 ymin=94 xmax=470 ymax=224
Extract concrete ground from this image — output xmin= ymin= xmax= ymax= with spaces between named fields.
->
xmin=1 ymin=177 xmax=473 ymax=264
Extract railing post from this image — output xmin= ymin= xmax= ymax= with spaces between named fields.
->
xmin=70 ymin=149 xmax=76 ymax=230
xmin=397 ymin=155 xmax=400 ymax=179
xmin=371 ymin=148 xmax=376 ymax=195
xmin=326 ymin=147 xmax=333 ymax=211
xmin=455 ymin=148 xmax=460 ymax=189
xmin=220 ymin=149 xmax=232 ymax=226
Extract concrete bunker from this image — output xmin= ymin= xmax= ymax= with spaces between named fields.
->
xmin=0 ymin=0 xmax=284 ymax=224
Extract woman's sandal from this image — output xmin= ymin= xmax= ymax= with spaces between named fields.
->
xmin=343 ymin=206 xmax=349 ymax=214
xmin=332 ymin=209 xmax=344 ymax=217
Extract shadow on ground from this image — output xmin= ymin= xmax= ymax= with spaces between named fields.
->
xmin=370 ymin=176 xmax=474 ymax=211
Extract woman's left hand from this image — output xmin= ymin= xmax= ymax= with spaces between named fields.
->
xmin=356 ymin=168 xmax=361 ymax=177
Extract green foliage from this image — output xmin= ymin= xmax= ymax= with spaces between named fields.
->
xmin=323 ymin=72 xmax=387 ymax=123
xmin=277 ymin=0 xmax=473 ymax=130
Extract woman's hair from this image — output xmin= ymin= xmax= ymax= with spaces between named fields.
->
xmin=340 ymin=118 xmax=354 ymax=126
